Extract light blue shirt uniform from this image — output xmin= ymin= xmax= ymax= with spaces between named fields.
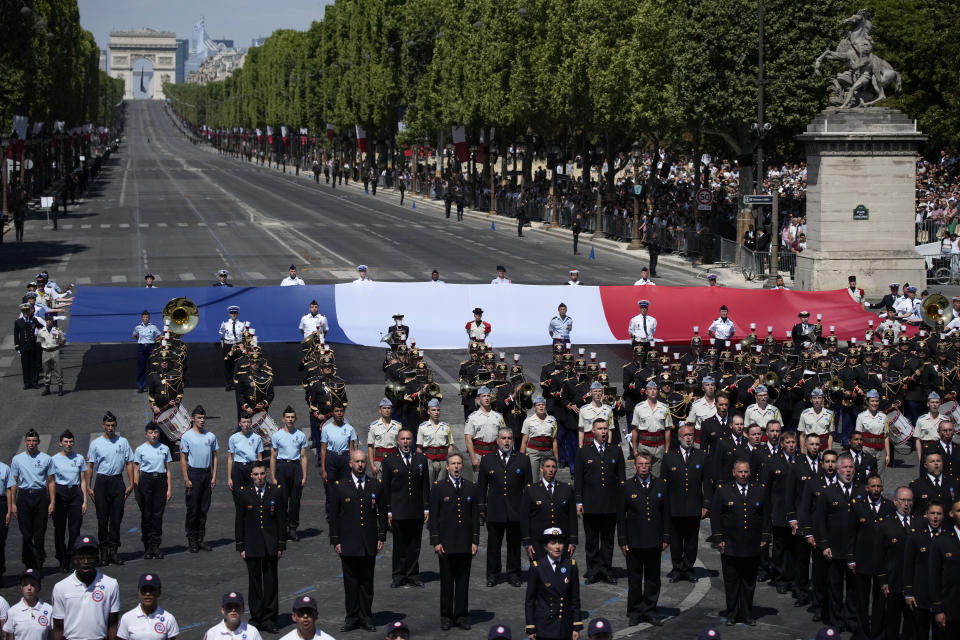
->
xmin=548 ymin=315 xmax=573 ymax=340
xmin=134 ymin=442 xmax=172 ymax=474
xmin=228 ymin=431 xmax=263 ymax=464
xmin=0 ymin=462 xmax=16 ymax=493
xmin=88 ymin=435 xmax=134 ymax=475
xmin=52 ymin=453 xmax=86 ymax=486
xmin=11 ymin=452 xmax=54 ymax=489
xmin=320 ymin=420 xmax=358 ymax=455
xmin=133 ymin=323 xmax=161 ymax=344
xmin=271 ymin=429 xmax=308 ymax=461
xmin=180 ymin=430 xmax=219 ymax=469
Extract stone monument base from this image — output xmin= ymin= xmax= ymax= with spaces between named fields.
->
xmin=795 ymin=250 xmax=925 ymax=295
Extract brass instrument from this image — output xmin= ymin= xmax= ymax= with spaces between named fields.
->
xmin=921 ymin=293 xmax=952 ymax=328
xmin=826 ymin=376 xmax=845 ymax=403
xmin=384 ymin=378 xmax=406 ymax=400
xmin=424 ymin=382 xmax=443 ymax=402
xmin=460 ymin=380 xmax=478 ymax=398
xmin=763 ymin=371 xmax=779 ymax=388
xmin=738 ymin=334 xmax=757 ymax=351
xmin=162 ymin=297 xmax=199 ymax=336
xmin=518 ymin=382 xmax=537 ymax=410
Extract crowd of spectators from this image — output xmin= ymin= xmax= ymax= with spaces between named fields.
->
xmin=915 ymin=151 xmax=960 ymax=244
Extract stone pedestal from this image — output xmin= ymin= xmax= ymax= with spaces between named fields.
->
xmin=794 ymin=108 xmax=926 ymax=295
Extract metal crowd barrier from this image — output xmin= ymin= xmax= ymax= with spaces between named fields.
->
xmin=916 ymin=219 xmax=945 ymax=245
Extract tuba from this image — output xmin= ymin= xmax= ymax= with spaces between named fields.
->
xmin=162 ymin=297 xmax=199 ymax=336
xmin=424 ymin=382 xmax=443 ymax=402
xmin=921 ymin=293 xmax=952 ymax=328
xmin=826 ymin=377 xmax=845 ymax=404
xmin=763 ymin=371 xmax=779 ymax=388
xmin=518 ymin=382 xmax=537 ymax=410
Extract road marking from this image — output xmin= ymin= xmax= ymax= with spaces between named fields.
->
xmin=156 ymin=222 xmax=168 ymax=227
xmin=139 ymin=223 xmax=149 ymax=228
xmin=119 ymin=223 xmax=130 ymax=228
xmin=386 ymin=271 xmax=411 ymax=280
xmin=328 ymin=270 xmax=356 ymax=280
xmin=216 ymin=222 xmax=227 ymax=227
xmin=100 ymin=224 xmax=111 ymax=228
xmin=2 ymin=280 xmax=19 ymax=288
xmin=179 ymin=273 xmax=196 ymax=281
xmin=62 ymin=224 xmax=73 ymax=230
xmin=246 ymin=271 xmax=266 ymax=280
xmin=454 ymin=271 xmax=477 ymax=280
xmin=119 ymin=158 xmax=131 ymax=206
xmin=75 ymin=277 xmax=92 ymax=285
xmin=111 ymin=275 xmax=127 ymax=283
xmin=81 ymin=224 xmax=91 ymax=229
xmin=196 ymin=222 xmax=207 ymax=226
xmin=177 ymin=223 xmax=188 ymax=227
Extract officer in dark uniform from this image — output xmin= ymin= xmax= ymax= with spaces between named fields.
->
xmin=699 ymin=395 xmax=731 ymax=457
xmin=850 ymin=473 xmax=894 ymax=639
xmin=930 ymin=497 xmax=960 ymax=637
xmin=520 ymin=457 xmax=577 ymax=560
xmin=381 ymin=428 xmax=430 ymax=588
xmin=235 ymin=460 xmax=284 ymax=633
xmin=711 ymin=459 xmax=770 ymax=626
xmin=712 ymin=415 xmax=748 ymax=483
xmin=330 ymin=450 xmax=385 ymax=633
xmin=877 ymin=486 xmax=915 ymax=640
xmin=460 ymin=343 xmax=484 ymax=421
xmin=902 ymin=499 xmax=943 ymax=640
xmin=212 ymin=269 xmax=233 ymax=287
xmin=574 ymin=419 xmax=625 ymax=584
xmin=617 ymin=452 xmax=669 ymax=626
xmin=847 ymin=432 xmax=879 ymax=485
xmin=237 ymin=354 xmax=275 ymax=418
xmin=662 ymin=424 xmax=710 ymax=583
xmin=429 ymin=453 xmax=480 ymax=631
xmin=762 ymin=428 xmax=798 ymax=594
xmin=523 ymin=528 xmax=584 ymax=640
xmin=541 ymin=344 xmax=566 ymax=421
xmin=478 ymin=428 xmax=532 ymax=587
xmin=909 ymin=451 xmax=958 ymax=517
xmin=13 ymin=303 xmax=43 ymax=389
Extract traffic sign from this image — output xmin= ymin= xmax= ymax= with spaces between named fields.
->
xmin=743 ymin=194 xmax=774 ymax=205
xmin=633 ymin=184 xmax=643 ymax=196
xmin=696 ymin=188 xmax=713 ymax=206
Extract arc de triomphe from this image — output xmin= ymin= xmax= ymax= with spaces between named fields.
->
xmin=109 ymin=29 xmax=177 ymax=100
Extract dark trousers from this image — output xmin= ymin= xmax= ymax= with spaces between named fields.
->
xmin=883 ymin=592 xmax=911 ymax=640
xmin=439 ymin=553 xmax=472 ymax=624
xmin=323 ymin=452 xmax=350 ymax=522
xmin=399 ymin=189 xmax=405 ymax=205
xmin=53 ymin=485 xmax=83 ymax=562
xmin=626 ymin=547 xmax=662 ymax=617
xmin=485 ymin=521 xmax=521 ymax=579
xmin=222 ymin=344 xmax=238 ymax=385
xmin=911 ymin=608 xmax=933 ymax=640
xmin=185 ymin=467 xmax=211 ymax=543
xmin=649 ymin=250 xmax=659 ymax=276
xmin=770 ymin=525 xmax=794 ymax=587
xmin=573 ymin=232 xmax=580 ymax=255
xmin=16 ymin=489 xmax=49 ymax=569
xmin=392 ymin=519 xmax=424 ymax=583
xmin=669 ymin=516 xmax=700 ymax=577
xmin=137 ymin=473 xmax=167 ymax=549
xmin=246 ymin=554 xmax=279 ymax=626
xmin=517 ymin=215 xmax=524 ymax=237
xmin=19 ymin=347 xmax=38 ymax=386
xmin=854 ymin=572 xmax=885 ymax=640
xmin=811 ymin=551 xmax=829 ymax=612
xmin=0 ymin=496 xmax=7 ymax=573
xmin=341 ymin=554 xmax=376 ymax=626
xmin=792 ymin=536 xmax=811 ymax=598
xmin=582 ymin=513 xmax=616 ymax=579
xmin=445 ymin=199 xmax=452 ymax=218
xmin=826 ymin=558 xmax=859 ymax=632
xmin=94 ymin=475 xmax=125 ymax=550
xmin=720 ymin=554 xmax=759 ymax=621
xmin=274 ymin=460 xmax=303 ymax=529
xmin=136 ymin=344 xmax=154 ymax=390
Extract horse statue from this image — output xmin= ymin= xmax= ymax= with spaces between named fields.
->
xmin=814 ymin=9 xmax=902 ymax=108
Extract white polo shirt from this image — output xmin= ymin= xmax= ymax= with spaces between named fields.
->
xmin=279 ymin=628 xmax=336 ymax=640
xmin=0 ymin=596 xmax=9 ymax=623
xmin=2 ymin=598 xmax=52 ymax=640
xmin=117 ymin=606 xmax=179 ymax=640
xmin=203 ymin=620 xmax=263 ymax=640
xmin=51 ymin=571 xmax=120 ymax=640
xmin=298 ymin=314 xmax=328 ymax=340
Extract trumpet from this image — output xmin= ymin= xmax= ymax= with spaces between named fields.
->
xmin=603 ymin=391 xmax=621 ymax=407
xmin=826 ymin=376 xmax=845 ymax=403
xmin=518 ymin=382 xmax=537 ymax=410
xmin=763 ymin=371 xmax=779 ymax=388
xmin=423 ymin=382 xmax=443 ymax=402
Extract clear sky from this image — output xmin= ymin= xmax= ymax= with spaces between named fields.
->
xmin=78 ymin=0 xmax=334 ymax=50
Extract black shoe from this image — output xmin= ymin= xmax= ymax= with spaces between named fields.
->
xmin=58 ymin=385 xmax=63 ymax=396
xmin=110 ymin=550 xmax=124 ymax=565
xmin=812 ymin=614 xmax=822 ymax=622
xmin=440 ymin=622 xmax=451 ymax=631
xmin=584 ymin=575 xmax=599 ymax=585
xmin=99 ymin=548 xmax=109 ymax=566
xmin=188 ymin=544 xmax=199 ymax=554
xmin=408 ymin=579 xmax=424 ymax=587
xmin=391 ymin=581 xmax=403 ymax=588
xmin=744 ymin=618 xmax=758 ymax=626
xmin=457 ymin=622 xmax=471 ymax=630
xmin=341 ymin=623 xmax=358 ymax=632
xmin=197 ymin=542 xmax=212 ymax=551
xmin=42 ymin=386 xmax=50 ymax=396
xmin=669 ymin=576 xmax=682 ymax=583
xmin=288 ymin=529 xmax=299 ymax=542
xmin=23 ymin=384 xmax=32 ymax=390
xmin=361 ymin=623 xmax=376 ymax=632
xmin=776 ymin=585 xmax=789 ymax=594
xmin=629 ymin=618 xmax=642 ymax=627
xmin=604 ymin=576 xmax=618 ymax=585
xmin=154 ymin=548 xmax=164 ymax=559
xmin=687 ymin=575 xmax=698 ymax=583
xmin=143 ymin=549 xmax=154 ymax=560
xmin=642 ymin=614 xmax=664 ymax=627
xmin=508 ymin=576 xmax=523 ymax=587
xmin=486 ymin=577 xmax=496 ymax=587
xmin=725 ymin=619 xmax=736 ymax=626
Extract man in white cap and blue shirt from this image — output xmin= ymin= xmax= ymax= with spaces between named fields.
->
xmin=628 ymin=300 xmax=656 ymax=367
xmin=631 ymin=381 xmax=672 ymax=476
xmin=219 ymin=305 xmax=244 ymax=391
xmin=212 ymin=269 xmax=233 ymax=287
xmin=914 ymin=392 xmax=946 ymax=465
xmin=355 ymin=265 xmax=373 ymax=282
xmin=894 ymin=286 xmax=922 ymax=325
xmin=547 ymin=304 xmax=573 ymax=344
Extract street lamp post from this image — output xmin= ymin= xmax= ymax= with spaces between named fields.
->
xmin=627 ymin=141 xmax=644 ymax=250
xmin=489 ymin=142 xmax=499 ymax=215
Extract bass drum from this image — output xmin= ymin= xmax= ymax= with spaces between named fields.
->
xmin=156 ymin=405 xmax=190 ymax=442
xmin=939 ymin=400 xmax=960 ymax=425
xmin=251 ymin=411 xmax=279 ymax=447
xmin=887 ymin=409 xmax=915 ymax=454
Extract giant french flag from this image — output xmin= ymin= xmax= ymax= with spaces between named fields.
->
xmin=67 ymin=283 xmax=880 ymax=347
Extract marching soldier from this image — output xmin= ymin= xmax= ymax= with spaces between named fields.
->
xmin=329 ymin=451 xmax=385 ymax=633
xmin=762 ymin=428 xmax=797 ymax=594
xmin=699 ymin=394 xmax=730 ymax=457
xmin=219 ymin=305 xmax=244 ymax=390
xmin=575 ymin=419 xmax=625 ymax=585
xmin=621 ymin=346 xmax=646 ymax=424
xmin=711 ymin=459 xmax=770 ymax=627
xmin=662 ymin=425 xmax=710 ymax=584
xmin=382 ymin=428 xmax=429 ymax=588
xmin=523 ymin=528 xmax=584 ymax=640
xmin=465 ymin=387 xmax=506 ymax=472
xmin=235 ymin=460 xmax=284 ymax=633
xmin=687 ymin=377 xmax=719 ymax=446
xmin=465 ymin=307 xmax=491 ymax=343
xmin=320 ymin=404 xmax=358 ymax=523
xmin=270 ymin=407 xmax=309 ymax=541
xmin=924 ymin=420 xmax=960 ymax=483
xmin=238 ymin=354 xmax=275 ymax=418
xmin=179 ymin=405 xmax=219 ymax=553
xmin=367 ymin=399 xmax=402 ymax=479
xmin=227 ymin=413 xmax=263 ymax=495
xmin=478 ymin=429 xmax=532 ymax=588
xmin=520 ymin=396 xmax=559 ymax=482
xmin=847 ymin=432 xmax=879 ymax=484
xmin=51 ymin=431 xmax=87 ymax=573
xmin=520 ymin=457 xmax=577 ymax=561
xmin=37 ymin=312 xmax=65 ymax=396
xmin=630 ymin=381 xmax=672 ymax=475
xmin=787 ymin=437 xmax=823 ymax=610
xmin=877 ymin=487 xmax=915 ymax=640
xmin=298 ymin=300 xmax=328 ymax=343
xmin=579 ymin=382 xmax=615 ymax=447
xmin=627 ymin=301 xmax=657 ymax=362
xmin=146 ymin=355 xmax=183 ymax=417
xmin=902 ymin=499 xmax=943 ymax=640
xmin=11 ymin=430 xmax=55 ymax=571
xmin=743 ymin=386 xmax=782 ymax=435
xmin=909 ymin=451 xmax=958 ymax=517
xmin=460 ymin=343 xmax=485 ymax=420
xmin=712 ymin=415 xmax=748 ymax=483
xmin=429 ymin=454 xmax=480 ymax=631
xmin=617 ymin=452 xmax=669 ymax=626
xmin=416 ymin=399 xmax=454 ymax=484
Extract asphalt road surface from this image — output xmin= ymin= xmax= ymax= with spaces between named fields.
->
xmin=0 ymin=100 xmax=932 ymax=639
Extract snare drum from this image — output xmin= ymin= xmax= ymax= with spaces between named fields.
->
xmin=887 ymin=409 xmax=915 ymax=447
xmin=156 ymin=405 xmax=191 ymax=441
xmin=940 ymin=400 xmax=960 ymax=424
xmin=251 ymin=411 xmax=279 ymax=447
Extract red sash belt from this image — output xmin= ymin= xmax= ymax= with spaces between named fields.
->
xmin=528 ymin=436 xmax=554 ymax=452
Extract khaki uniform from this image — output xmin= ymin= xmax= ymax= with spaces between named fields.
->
xmin=631 ymin=400 xmax=673 ymax=475
xmin=855 ymin=410 xmax=889 ymax=477
xmin=521 ymin=414 xmax=558 ymax=482
xmin=914 ymin=413 xmax=945 ymax=446
xmin=797 ymin=407 xmax=835 ymax=447
xmin=417 ymin=420 xmax=453 ymax=484
xmin=686 ymin=397 xmax=717 ymax=448
xmin=744 ymin=403 xmax=782 ymax=430
xmin=465 ymin=409 xmax=506 ymax=460
xmin=36 ymin=325 xmax=64 ymax=386
xmin=367 ymin=418 xmax=402 ymax=477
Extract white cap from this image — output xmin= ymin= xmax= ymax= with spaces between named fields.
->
xmin=499 ymin=352 xmax=506 ymax=361
xmin=725 ymin=340 xmax=730 ymax=347
xmin=693 ymin=325 xmax=699 ymax=333
xmin=868 ymin=319 xmax=874 ymax=327
xmin=599 ymin=361 xmax=606 ymax=369
xmin=514 ymin=354 xmax=520 ymax=363
xmin=735 ymin=343 xmax=742 ymax=351
xmin=829 ymin=325 xmax=835 ymax=334
xmin=750 ymin=322 xmax=756 ymax=329
xmin=767 ymin=325 xmax=773 ymax=333
xmin=578 ymin=348 xmax=585 ymax=356
xmin=249 ymin=328 xmax=256 ymax=336
xmin=816 ymin=313 xmax=822 ymax=320
xmin=673 ymin=352 xmax=680 ymax=360
xmin=590 ymin=352 xmax=597 ymax=361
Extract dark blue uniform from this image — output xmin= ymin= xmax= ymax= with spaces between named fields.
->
xmin=524 ymin=556 xmax=583 ymax=640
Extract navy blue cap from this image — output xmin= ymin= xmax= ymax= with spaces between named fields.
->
xmin=488 ymin=624 xmax=511 ymax=639
xmin=222 ymin=591 xmax=244 ymax=607
xmin=697 ymin=629 xmax=721 ymax=640
xmin=138 ymin=573 xmax=161 ymax=589
xmin=388 ymin=620 xmax=409 ymax=634
xmin=292 ymin=595 xmax=317 ymax=612
xmin=815 ymin=627 xmax=840 ymax=640
xmin=20 ymin=568 xmax=41 ymax=584
xmin=73 ymin=535 xmax=98 ymax=551
xmin=588 ymin=617 xmax=613 ymax=637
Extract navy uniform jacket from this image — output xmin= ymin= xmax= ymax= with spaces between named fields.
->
xmin=921 ymin=440 xmax=960 ymax=483
xmin=710 ymin=482 xmax=771 ymax=557
xmin=908 ymin=474 xmax=959 ymax=518
xmin=813 ymin=482 xmax=865 ymax=560
xmin=699 ymin=414 xmax=730 ymax=457
xmin=902 ymin=526 xmax=941 ymax=608
xmin=478 ymin=450 xmax=532 ymax=523
xmin=851 ymin=496 xmax=895 ymax=574
xmin=235 ymin=483 xmax=286 ymax=557
xmin=381 ymin=450 xmax=430 ymax=520
xmin=760 ymin=451 xmax=796 ymax=527
xmin=786 ymin=458 xmax=822 ymax=528
xmin=329 ymin=477 xmax=387 ymax=556
xmin=428 ymin=477 xmax=480 ymax=553
xmin=616 ymin=475 xmax=670 ymax=549
xmin=574 ymin=442 xmax=625 ymax=515
xmin=13 ymin=315 xmax=43 ymax=351
xmin=661 ymin=448 xmax=711 ymax=517
xmin=520 ymin=481 xmax=577 ymax=548
xmin=877 ymin=514 xmax=915 ymax=593
xmin=524 ymin=556 xmax=583 ymax=638
xmin=930 ymin=528 xmax=960 ymax=620
xmin=849 ymin=449 xmax=878 ymax=485
xmin=711 ymin=434 xmax=750 ymax=483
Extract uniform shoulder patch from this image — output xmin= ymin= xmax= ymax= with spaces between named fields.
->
xmin=571 ymin=559 xmax=576 ymax=565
